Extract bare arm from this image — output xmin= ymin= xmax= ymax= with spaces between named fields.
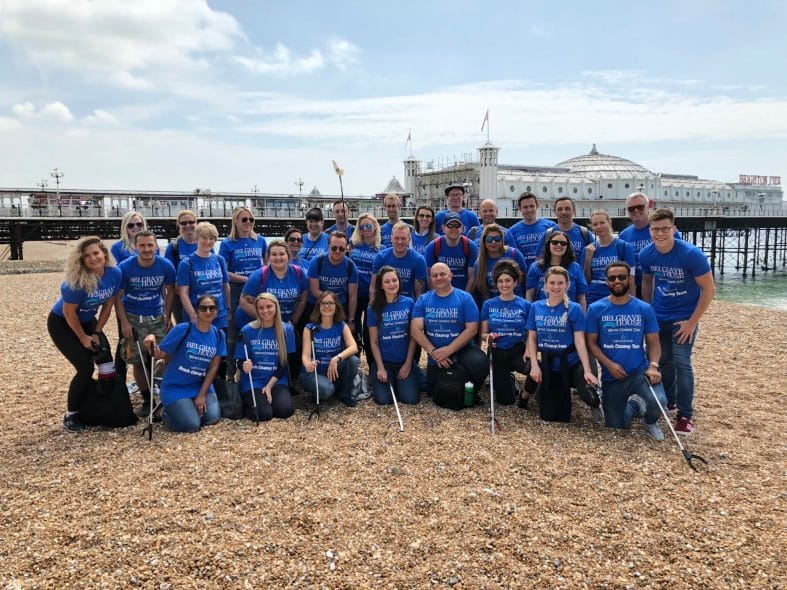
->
xmin=346 ymin=283 xmax=358 ymax=325
xmin=309 ymin=277 xmax=322 ymax=300
xmin=239 ymin=293 xmax=256 ymax=320
xmin=163 ymin=283 xmax=176 ymax=329
xmin=525 ymin=287 xmax=536 ymax=302
xmin=62 ymin=302 xmax=97 ymax=350
xmin=290 ymin=291 xmax=307 ymax=326
xmin=676 ymin=272 xmax=715 ymax=344
xmin=114 ymin=290 xmax=133 ymax=339
xmin=573 ymin=331 xmax=597 ymax=384
xmin=179 ymin=285 xmax=196 ymax=322
xmin=95 ymin=296 xmax=115 ymax=334
xmin=641 ymin=273 xmax=653 ymax=303
xmin=413 ymin=279 xmax=424 ymax=300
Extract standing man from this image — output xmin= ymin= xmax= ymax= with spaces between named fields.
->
xmin=327 ymin=200 xmax=354 ymax=240
xmin=435 ymin=183 xmax=480 ymax=236
xmin=424 ymin=212 xmax=479 ymax=292
xmin=619 ymin=191 xmax=682 ymax=298
xmin=534 ymin=196 xmax=594 ymax=262
xmin=380 ymin=193 xmax=412 ymax=248
xmin=371 ymin=222 xmax=427 ymax=301
xmin=115 ymin=230 xmax=177 ymax=417
xmin=301 ymin=207 xmax=330 ymax=264
xmin=411 ymin=263 xmax=487 ymax=409
xmin=508 ymin=192 xmax=558 ymax=267
xmin=308 ymin=231 xmax=359 ymax=335
xmin=640 ymin=209 xmax=715 ymax=435
xmin=468 ymin=199 xmax=515 ymax=246
xmin=586 ymin=261 xmax=666 ymax=440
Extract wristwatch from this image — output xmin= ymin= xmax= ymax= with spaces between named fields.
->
xmin=649 ymin=362 xmax=660 ymax=369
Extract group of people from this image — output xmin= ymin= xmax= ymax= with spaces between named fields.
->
xmin=49 ymin=186 xmax=715 ymax=441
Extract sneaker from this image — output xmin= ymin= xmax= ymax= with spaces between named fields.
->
xmin=643 ymin=422 xmax=665 ymax=441
xmin=63 ymin=413 xmax=85 ymax=432
xmin=666 ymin=403 xmax=677 ymax=415
xmin=675 ymin=416 xmax=694 ymax=435
xmin=628 ymin=394 xmax=646 ymax=418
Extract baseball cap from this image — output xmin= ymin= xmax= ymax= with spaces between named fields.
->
xmin=444 ymin=212 xmax=463 ymax=226
xmin=444 ymin=183 xmax=466 ymax=196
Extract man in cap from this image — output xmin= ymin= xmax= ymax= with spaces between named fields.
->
xmin=424 ymin=212 xmax=479 ymax=291
xmin=435 ymin=183 xmax=480 ymax=236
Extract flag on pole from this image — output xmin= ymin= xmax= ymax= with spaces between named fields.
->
xmin=405 ymin=130 xmax=411 ymax=149
xmin=481 ymin=109 xmax=489 ymax=132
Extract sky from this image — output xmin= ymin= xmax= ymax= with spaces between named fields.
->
xmin=0 ymin=0 xmax=785 ymax=196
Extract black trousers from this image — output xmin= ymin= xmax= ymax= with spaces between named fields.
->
xmin=242 ymin=384 xmax=294 ymax=421
xmin=489 ymin=343 xmax=535 ymax=405
xmin=48 ymin=312 xmax=97 ymax=412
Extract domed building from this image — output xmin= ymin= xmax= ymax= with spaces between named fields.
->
xmin=404 ymin=143 xmax=782 ymax=217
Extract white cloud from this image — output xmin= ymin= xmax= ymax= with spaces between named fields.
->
xmin=326 ymin=37 xmax=360 ymax=70
xmin=83 ymin=109 xmax=117 ymax=125
xmin=11 ymin=102 xmax=36 ymax=118
xmin=233 ymin=43 xmax=325 ymax=76
xmin=11 ymin=101 xmax=73 ymax=121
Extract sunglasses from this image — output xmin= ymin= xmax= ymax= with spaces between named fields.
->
xmin=178 ymin=220 xmax=196 ymax=226
xmin=240 ymin=216 xmax=254 ymax=223
xmin=484 ymin=235 xmax=503 ymax=243
xmin=330 ymin=246 xmax=346 ymax=253
xmin=127 ymin=222 xmax=144 ymax=229
xmin=320 ymin=301 xmax=336 ymax=307
xmin=606 ymin=274 xmax=630 ymax=283
xmin=287 ymin=237 xmax=303 ymax=243
xmin=198 ymin=305 xmax=217 ymax=312
xmin=445 ymin=223 xmax=462 ymax=229
xmin=358 ymin=223 xmax=374 ymax=231
xmin=417 ymin=213 xmax=433 ymax=218
xmin=627 ymin=204 xmax=646 ymax=213
xmin=550 ymin=241 xmax=568 ymax=247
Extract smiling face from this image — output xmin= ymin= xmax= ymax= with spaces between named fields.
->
xmin=235 ymin=209 xmax=254 ymax=235
xmin=446 ymin=188 xmax=464 ymax=210
xmin=519 ymin=196 xmax=538 ymax=223
xmin=357 ymin=215 xmax=376 ymax=243
xmin=484 ymin=230 xmax=504 ymax=254
xmin=328 ymin=235 xmax=347 ymax=263
xmin=126 ymin=215 xmax=144 ymax=239
xmin=319 ymin=294 xmax=338 ymax=320
xmin=391 ymin=227 xmax=410 ymax=254
xmin=590 ymin=213 xmax=611 ymax=239
xmin=496 ymin=272 xmax=516 ymax=296
xmin=606 ymin=266 xmax=631 ymax=297
xmin=177 ymin=213 xmax=197 ymax=239
xmin=333 ymin=202 xmax=348 ymax=224
xmin=268 ymin=244 xmax=289 ymax=269
xmin=443 ymin=221 xmax=463 ymax=240
xmin=135 ymin=235 xmax=157 ymax=262
xmin=649 ymin=219 xmax=676 ymax=249
xmin=82 ymin=242 xmax=106 ymax=272
xmin=306 ymin=217 xmax=323 ymax=236
xmin=545 ymin=271 xmax=569 ymax=298
xmin=287 ymin=231 xmax=303 ymax=256
xmin=554 ymin=199 xmax=575 ymax=227
xmin=255 ymin=297 xmax=278 ymax=324
xmin=381 ymin=270 xmax=400 ymax=297
xmin=416 ymin=208 xmax=433 ymax=231
xmin=197 ymin=234 xmax=216 ymax=255
xmin=384 ymin=197 xmax=400 ymax=221
xmin=479 ymin=200 xmax=497 ymax=225
xmin=430 ymin=263 xmax=452 ymax=291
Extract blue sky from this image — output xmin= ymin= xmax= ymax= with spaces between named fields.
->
xmin=0 ymin=0 xmax=785 ymax=195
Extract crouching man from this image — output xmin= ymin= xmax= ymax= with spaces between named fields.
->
xmin=585 ymin=261 xmax=666 ymax=440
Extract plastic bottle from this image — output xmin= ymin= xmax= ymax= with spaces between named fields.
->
xmin=464 ymin=381 xmax=474 ymax=407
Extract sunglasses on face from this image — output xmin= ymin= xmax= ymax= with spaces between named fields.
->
xmin=240 ymin=216 xmax=254 ymax=223
xmin=550 ymin=241 xmax=568 ymax=247
xmin=179 ymin=220 xmax=196 ymax=226
xmin=198 ymin=305 xmax=217 ymax=312
xmin=627 ymin=204 xmax=646 ymax=213
xmin=417 ymin=213 xmax=433 ymax=218
xmin=320 ymin=301 xmax=336 ymax=307
xmin=606 ymin=274 xmax=630 ymax=283
xmin=127 ymin=222 xmax=144 ymax=229
xmin=330 ymin=246 xmax=346 ymax=253
xmin=445 ymin=223 xmax=462 ymax=229
xmin=358 ymin=223 xmax=374 ymax=231
xmin=287 ymin=237 xmax=303 ymax=243
xmin=484 ymin=235 xmax=503 ymax=243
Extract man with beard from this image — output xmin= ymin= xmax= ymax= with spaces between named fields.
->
xmin=585 ymin=261 xmax=665 ymax=440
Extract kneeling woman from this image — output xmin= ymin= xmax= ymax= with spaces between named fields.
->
xmin=367 ymin=266 xmax=423 ymax=405
xmin=237 ymin=293 xmax=296 ymax=421
xmin=144 ymin=294 xmax=224 ymax=432
xmin=300 ymin=291 xmax=359 ymax=406
xmin=525 ymin=266 xmax=597 ymax=422
xmin=479 ymin=259 xmax=534 ymax=406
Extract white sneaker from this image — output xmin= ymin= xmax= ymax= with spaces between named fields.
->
xmin=644 ymin=422 xmax=664 ymax=441
xmin=628 ymin=394 xmax=646 ymax=418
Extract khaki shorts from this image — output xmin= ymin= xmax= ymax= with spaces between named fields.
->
xmin=121 ymin=314 xmax=167 ymax=364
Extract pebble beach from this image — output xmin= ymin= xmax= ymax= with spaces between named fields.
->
xmin=0 ymin=242 xmax=784 ymax=588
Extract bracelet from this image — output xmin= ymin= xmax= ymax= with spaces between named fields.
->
xmin=649 ymin=362 xmax=659 ymax=369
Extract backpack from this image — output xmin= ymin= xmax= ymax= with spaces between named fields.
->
xmin=79 ymin=332 xmax=137 ymax=428
xmin=432 ymin=362 xmax=472 ymax=410
xmin=433 ymin=236 xmax=471 ymax=276
xmin=170 ymin=238 xmax=180 ymax=264
xmin=260 ymin=263 xmax=303 ymax=291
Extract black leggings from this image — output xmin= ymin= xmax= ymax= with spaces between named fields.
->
xmin=489 ymin=343 xmax=536 ymax=405
xmin=48 ymin=312 xmax=97 ymax=412
xmin=243 ymin=384 xmax=294 ymax=421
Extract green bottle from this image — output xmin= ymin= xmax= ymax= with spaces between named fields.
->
xmin=464 ymin=381 xmax=474 ymax=407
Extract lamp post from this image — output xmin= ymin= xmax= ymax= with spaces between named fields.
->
xmin=295 ymin=178 xmax=304 ymax=198
xmin=50 ymin=168 xmax=64 ymax=208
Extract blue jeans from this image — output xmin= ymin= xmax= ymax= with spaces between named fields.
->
xmin=164 ymin=392 xmax=221 ymax=433
xmin=658 ymin=321 xmax=698 ymax=419
xmin=299 ymin=355 xmax=360 ymax=405
xmin=602 ymin=371 xmax=667 ymax=429
xmin=370 ymin=362 xmax=423 ymax=405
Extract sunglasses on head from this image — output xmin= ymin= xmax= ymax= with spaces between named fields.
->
xmin=330 ymin=245 xmax=346 ymax=253
xmin=127 ymin=222 xmax=144 ymax=229
xmin=484 ymin=235 xmax=503 ymax=243
xmin=358 ymin=223 xmax=374 ymax=231
xmin=606 ymin=274 xmax=629 ymax=283
xmin=627 ymin=204 xmax=646 ymax=213
xmin=178 ymin=220 xmax=196 ymax=226
xmin=198 ymin=304 xmax=217 ymax=312
xmin=287 ymin=236 xmax=303 ymax=243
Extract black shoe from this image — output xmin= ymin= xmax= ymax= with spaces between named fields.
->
xmin=137 ymin=401 xmax=152 ymax=418
xmin=63 ymin=413 xmax=85 ymax=432
xmin=337 ymin=395 xmax=356 ymax=407
xmin=517 ymin=396 xmax=529 ymax=410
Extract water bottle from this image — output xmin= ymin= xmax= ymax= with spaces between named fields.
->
xmin=464 ymin=381 xmax=474 ymax=407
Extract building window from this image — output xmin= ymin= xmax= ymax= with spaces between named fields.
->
xmin=542 ymin=186 xmax=547 ymax=193
xmin=510 ymin=185 xmax=515 ymax=192
xmin=558 ymin=187 xmax=563 ymax=193
xmin=664 ymin=190 xmax=668 ymax=196
xmin=675 ymin=191 xmax=679 ymax=197
xmin=686 ymin=191 xmax=690 ymax=197
xmin=607 ymin=183 xmax=613 ymax=189
xmin=697 ymin=192 xmax=701 ymax=197
xmin=624 ymin=183 xmax=630 ymax=189
xmin=572 ymin=187 xmax=578 ymax=194
xmin=526 ymin=186 xmax=531 ymax=191
xmin=587 ymin=188 xmax=593 ymax=194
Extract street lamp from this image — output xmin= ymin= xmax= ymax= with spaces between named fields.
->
xmin=50 ymin=168 xmax=64 ymax=206
xmin=295 ymin=178 xmax=304 ymax=198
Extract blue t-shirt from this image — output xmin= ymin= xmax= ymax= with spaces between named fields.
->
xmin=51 ymin=267 xmax=123 ymax=323
xmin=326 ymin=223 xmax=355 ymax=241
xmin=305 ymin=322 xmax=346 ymax=375
xmin=219 ymin=236 xmax=267 ymax=280
xmin=533 ymin=224 xmax=595 ymax=262
xmin=435 ymin=208 xmax=481 ymax=236
xmin=474 ymin=247 xmax=528 ymax=298
xmin=111 ymin=241 xmax=136 ymax=264
xmin=164 ymin=238 xmax=198 ymax=283
xmin=525 ymin=261 xmax=588 ymax=303
xmin=411 ymin=231 xmax=433 ymax=256
xmin=301 ymin=233 xmax=329 ymax=264
xmin=237 ymin=264 xmax=307 ymax=328
xmin=119 ymin=255 xmax=176 ymax=316
xmin=413 ymin=288 xmax=479 ymax=365
xmin=236 ymin=323 xmax=296 ymax=391
xmin=586 ymin=297 xmax=659 ymax=382
xmin=424 ymin=237 xmax=479 ymax=290
xmin=371 ymin=248 xmax=427 ymax=299
xmin=619 ymin=224 xmax=683 ymax=287
xmin=366 ymin=296 xmax=414 ymax=364
xmin=176 ymin=254 xmax=230 ymax=328
xmin=508 ymin=218 xmax=559 ymax=268
xmin=581 ymin=238 xmax=636 ymax=305
xmin=526 ymin=299 xmax=585 ymax=371
xmin=159 ymin=322 xmax=226 ymax=405
xmin=350 ymin=242 xmax=381 ymax=296
xmin=379 ymin=221 xmax=414 ymax=248
xmin=481 ymin=296 xmax=531 ymax=350
xmin=640 ymin=239 xmax=711 ymax=322
xmin=307 ymin=255 xmax=359 ymax=305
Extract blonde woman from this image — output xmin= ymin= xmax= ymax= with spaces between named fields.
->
xmin=583 ymin=210 xmax=636 ymax=305
xmin=237 ymin=293 xmax=296 ymax=421
xmin=111 ymin=211 xmax=148 ymax=264
xmin=48 ymin=236 xmax=122 ymax=431
xmin=350 ymin=212 xmax=382 ymax=352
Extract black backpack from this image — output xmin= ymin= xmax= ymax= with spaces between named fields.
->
xmin=79 ymin=332 xmax=137 ymax=428
xmin=432 ymin=362 xmax=472 ymax=411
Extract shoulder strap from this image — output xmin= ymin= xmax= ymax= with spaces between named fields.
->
xmin=468 ymin=226 xmax=478 ymax=240
xmin=461 ymin=236 xmax=469 ymax=256
xmin=173 ymin=323 xmax=193 ymax=353
xmin=506 ymin=246 xmax=515 ymax=260
xmin=291 ymin=263 xmax=303 ymax=280
xmin=434 ymin=237 xmax=442 ymax=257
xmin=170 ymin=238 xmax=180 ymax=262
xmin=260 ymin=265 xmax=270 ymax=290
xmin=615 ymin=239 xmax=625 ymax=261
xmin=580 ymin=225 xmax=590 ymax=244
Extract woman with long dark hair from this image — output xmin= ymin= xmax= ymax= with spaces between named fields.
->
xmin=411 ymin=205 xmax=436 ymax=256
xmin=525 ymin=230 xmax=588 ymax=311
xmin=474 ymin=223 xmax=528 ymax=303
